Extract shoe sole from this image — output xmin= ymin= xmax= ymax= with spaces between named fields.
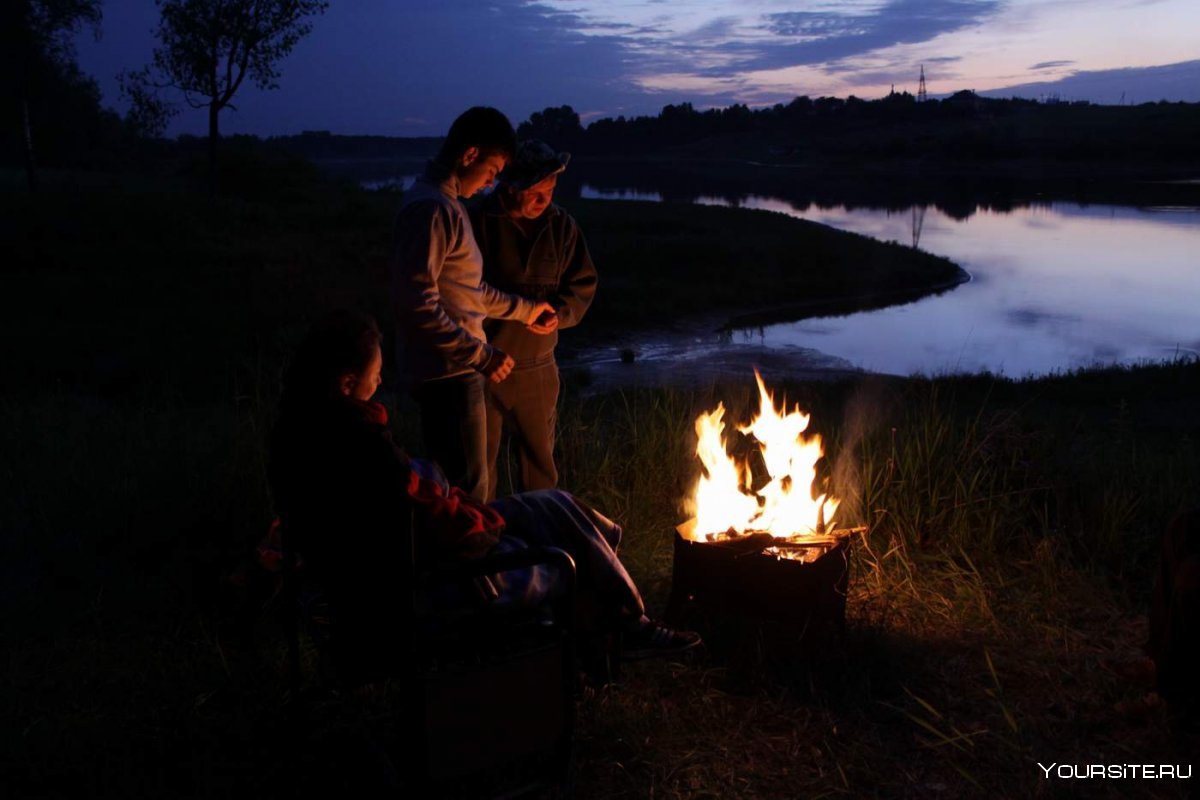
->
xmin=620 ymin=639 xmax=703 ymax=662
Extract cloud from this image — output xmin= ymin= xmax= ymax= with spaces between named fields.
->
xmin=688 ymin=15 xmax=743 ymax=43
xmin=733 ymin=0 xmax=1006 ymax=72
xmin=545 ymin=1 xmax=1006 ymax=72
xmin=241 ymin=0 xmax=663 ymax=134
xmin=77 ymin=0 xmax=676 ymax=136
xmin=982 ymin=58 xmax=1200 ymax=103
xmin=1029 ymin=60 xmax=1075 ymax=70
xmin=763 ymin=12 xmax=871 ymax=39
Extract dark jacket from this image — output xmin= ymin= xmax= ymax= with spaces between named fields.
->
xmin=471 ymin=193 xmax=598 ymax=369
xmin=269 ymin=395 xmax=504 ymax=681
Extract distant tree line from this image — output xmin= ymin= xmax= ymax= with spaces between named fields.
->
xmin=254 ymin=93 xmax=1200 ymax=167
xmin=518 ymin=93 xmax=1200 ymax=164
xmin=223 ymin=94 xmax=1191 ymax=173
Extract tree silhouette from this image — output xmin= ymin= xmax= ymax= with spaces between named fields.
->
xmin=130 ymin=0 xmax=328 ymax=197
xmin=118 ymin=67 xmax=177 ymax=139
xmin=518 ymin=105 xmax=584 ymax=148
xmin=2 ymin=0 xmax=101 ymax=193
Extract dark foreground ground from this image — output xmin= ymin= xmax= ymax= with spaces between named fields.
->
xmin=2 ymin=165 xmax=1197 ymax=797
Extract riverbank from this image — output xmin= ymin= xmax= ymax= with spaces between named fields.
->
xmin=0 ymin=168 xmax=965 ymax=398
xmin=568 ymin=197 xmax=967 ymax=333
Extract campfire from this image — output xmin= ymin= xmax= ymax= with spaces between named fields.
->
xmin=683 ymin=369 xmax=855 ymax=547
xmin=667 ymin=371 xmax=858 ymax=638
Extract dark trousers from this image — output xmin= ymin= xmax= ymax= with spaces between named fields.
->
xmin=485 ymin=363 xmax=560 ymax=501
xmin=1150 ymin=508 xmax=1200 ymax=722
xmin=415 ymin=372 xmax=488 ymax=501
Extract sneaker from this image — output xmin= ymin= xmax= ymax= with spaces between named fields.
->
xmin=621 ymin=621 xmax=702 ymax=661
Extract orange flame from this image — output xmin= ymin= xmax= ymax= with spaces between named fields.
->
xmin=685 ymin=370 xmax=838 ymax=540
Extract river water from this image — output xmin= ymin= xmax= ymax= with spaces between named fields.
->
xmin=676 ymin=196 xmax=1199 ymax=377
xmin=358 ymin=166 xmax=1200 ymax=381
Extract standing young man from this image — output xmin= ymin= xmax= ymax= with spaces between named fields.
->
xmin=471 ymin=140 xmax=598 ymax=500
xmin=391 ymin=108 xmax=555 ymax=500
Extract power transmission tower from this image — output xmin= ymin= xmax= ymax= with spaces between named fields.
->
xmin=918 ymin=65 xmax=928 ymax=103
xmin=912 ymin=205 xmax=926 ymax=249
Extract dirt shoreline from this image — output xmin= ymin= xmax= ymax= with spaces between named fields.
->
xmin=556 ymin=234 xmax=972 ymax=390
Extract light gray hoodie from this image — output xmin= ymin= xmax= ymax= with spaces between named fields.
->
xmin=390 ymin=163 xmax=536 ymax=382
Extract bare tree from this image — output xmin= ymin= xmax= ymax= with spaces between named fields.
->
xmin=2 ymin=0 xmax=101 ymax=193
xmin=132 ymin=0 xmax=328 ymax=196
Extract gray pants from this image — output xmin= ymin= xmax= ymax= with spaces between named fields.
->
xmin=485 ymin=362 xmax=559 ymax=501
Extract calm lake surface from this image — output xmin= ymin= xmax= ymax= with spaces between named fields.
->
xmin=361 ymin=166 xmax=1200 ymax=380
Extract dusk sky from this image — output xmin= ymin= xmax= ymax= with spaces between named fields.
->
xmin=75 ymin=1 xmax=1200 ymax=137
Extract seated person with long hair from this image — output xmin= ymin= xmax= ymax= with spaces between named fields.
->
xmin=269 ymin=310 xmax=699 ymax=682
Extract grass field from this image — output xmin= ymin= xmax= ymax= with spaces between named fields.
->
xmin=2 ymin=165 xmax=1196 ymax=797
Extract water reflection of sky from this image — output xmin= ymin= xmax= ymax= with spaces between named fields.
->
xmin=374 ymin=174 xmax=1199 ymax=378
xmin=362 ymin=175 xmax=416 ymax=192
xmin=581 ymin=186 xmax=664 ymax=202
xmin=646 ymin=191 xmax=1200 ymax=377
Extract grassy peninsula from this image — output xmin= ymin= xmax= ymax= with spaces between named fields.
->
xmin=571 ymin=197 xmax=966 ymax=331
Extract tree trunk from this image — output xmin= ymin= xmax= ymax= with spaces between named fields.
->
xmin=207 ymin=104 xmax=219 ymax=200
xmin=21 ymin=96 xmax=37 ymax=195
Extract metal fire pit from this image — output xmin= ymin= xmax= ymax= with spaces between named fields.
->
xmin=666 ymin=527 xmax=851 ymax=646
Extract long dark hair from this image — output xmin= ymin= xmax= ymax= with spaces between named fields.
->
xmin=280 ymin=310 xmax=382 ymax=411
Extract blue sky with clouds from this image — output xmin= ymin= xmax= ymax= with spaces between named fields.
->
xmin=75 ymin=0 xmax=1200 ymax=137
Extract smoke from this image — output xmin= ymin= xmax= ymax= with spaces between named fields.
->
xmin=830 ymin=377 xmax=892 ymax=527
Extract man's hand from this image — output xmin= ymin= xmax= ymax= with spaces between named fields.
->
xmin=525 ymin=301 xmax=559 ymax=335
xmin=480 ymin=349 xmax=516 ymax=383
